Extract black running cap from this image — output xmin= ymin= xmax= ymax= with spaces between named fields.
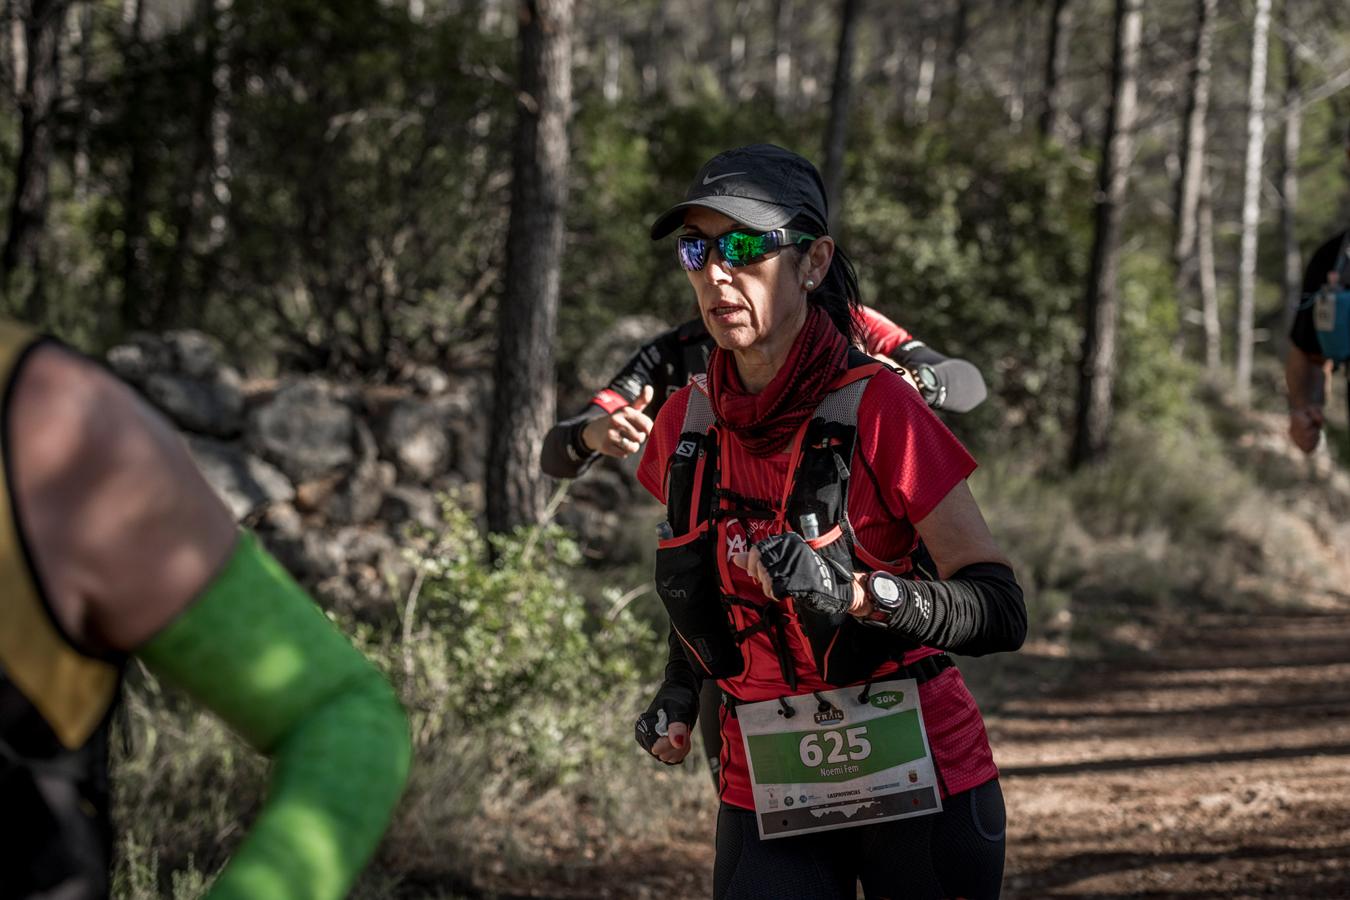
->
xmin=649 ymin=144 xmax=830 ymax=240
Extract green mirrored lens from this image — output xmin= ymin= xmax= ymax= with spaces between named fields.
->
xmin=719 ymin=231 xmax=775 ymax=267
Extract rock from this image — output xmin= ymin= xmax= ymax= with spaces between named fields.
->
xmin=186 ymin=436 xmax=294 ymax=521
xmin=576 ymin=314 xmax=669 ymax=394
xmin=435 ymin=371 xmax=490 ymax=485
xmin=378 ymin=398 xmax=453 ymax=483
xmin=316 ymin=527 xmax=404 ymax=623
xmin=555 ymin=465 xmax=649 ymax=564
xmin=263 ymin=526 xmax=346 ymax=584
xmin=106 ymin=334 xmax=174 ymax=384
xmin=163 ymin=330 xmax=223 ymax=379
xmin=259 ymin=501 xmax=304 ymax=539
xmin=325 ymin=421 xmax=394 ymax=525
xmin=380 ymin=485 xmax=441 ymax=530
xmin=294 ymin=473 xmax=344 ymax=513
xmin=438 ymin=472 xmax=485 ymax=515
xmin=247 ymin=378 xmax=355 ymax=483
xmin=410 ymin=365 xmax=451 ymax=396
xmin=333 ymin=525 xmax=396 ymax=566
xmin=143 ymin=370 xmax=245 ymax=437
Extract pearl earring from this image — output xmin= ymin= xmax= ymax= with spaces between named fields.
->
xmin=804 ymin=279 xmax=816 ymax=290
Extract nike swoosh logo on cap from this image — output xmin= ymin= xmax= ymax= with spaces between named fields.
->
xmin=703 ymin=171 xmax=747 ymax=185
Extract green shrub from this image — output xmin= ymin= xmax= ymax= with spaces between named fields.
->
xmin=396 ymin=498 xmax=655 ymax=784
xmin=113 ymin=495 xmax=674 ymax=895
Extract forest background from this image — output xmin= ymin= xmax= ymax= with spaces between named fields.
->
xmin=1 ymin=0 xmax=1349 ymax=896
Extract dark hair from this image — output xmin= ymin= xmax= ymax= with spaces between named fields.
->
xmin=788 ymin=213 xmax=862 ymax=346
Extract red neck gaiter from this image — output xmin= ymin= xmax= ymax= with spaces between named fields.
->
xmin=707 ymin=305 xmax=850 ymax=456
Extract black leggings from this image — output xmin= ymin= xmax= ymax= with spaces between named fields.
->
xmin=713 ymin=779 xmax=1006 ymax=900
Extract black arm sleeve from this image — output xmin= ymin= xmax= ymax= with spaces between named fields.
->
xmin=539 ymin=325 xmax=688 ymax=479
xmin=889 ymin=341 xmax=988 ymax=413
xmin=876 ymin=562 xmax=1026 ymax=657
xmin=540 ymin=405 xmax=608 ymax=479
xmin=888 ymin=340 xmax=947 ymax=369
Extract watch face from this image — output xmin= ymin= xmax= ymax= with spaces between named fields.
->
xmin=916 ymin=365 xmax=938 ymax=391
xmin=870 ymin=573 xmax=901 ymax=607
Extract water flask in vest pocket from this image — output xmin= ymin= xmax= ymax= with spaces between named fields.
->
xmin=655 ymin=523 xmax=744 ymax=679
xmin=1314 ymin=280 xmax=1350 ymax=362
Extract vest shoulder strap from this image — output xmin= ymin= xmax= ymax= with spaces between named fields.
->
xmin=680 ymin=375 xmax=715 ymax=435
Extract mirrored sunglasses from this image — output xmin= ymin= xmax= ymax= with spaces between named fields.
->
xmin=676 ymin=228 xmax=817 ymax=272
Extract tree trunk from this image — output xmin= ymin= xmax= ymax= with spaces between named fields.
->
xmin=1278 ymin=5 xmax=1302 ymax=352
xmin=1171 ymin=0 xmax=1215 ymax=342
xmin=4 ymin=0 xmax=22 ymax=100
xmin=602 ymin=29 xmax=620 ymax=103
xmin=772 ymin=0 xmax=792 ymax=116
xmin=1 ymin=0 xmax=67 ymax=317
xmin=70 ymin=1 xmax=91 ymax=201
xmin=725 ymin=0 xmax=748 ymax=100
xmin=1198 ymin=170 xmax=1221 ymax=371
xmin=1039 ymin=0 xmax=1072 ymax=141
xmin=935 ymin=0 xmax=970 ymax=120
xmin=204 ymin=0 xmax=231 ymax=257
xmin=1008 ymin=2 xmax=1031 ymax=130
xmin=821 ymin=0 xmax=861 ymax=227
xmin=1070 ymin=0 xmax=1142 ymax=470
xmin=120 ymin=0 xmax=151 ymax=332
xmin=162 ymin=0 xmax=220 ymax=327
xmin=486 ymin=0 xmax=573 ymax=534
xmin=1234 ymin=0 xmax=1271 ymax=407
xmin=478 ymin=0 xmax=502 ymax=32
xmin=913 ymin=33 xmax=936 ymax=124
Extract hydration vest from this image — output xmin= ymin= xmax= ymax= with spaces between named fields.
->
xmin=656 ymin=349 xmax=934 ymax=692
xmin=0 ymin=323 xmax=121 ymax=900
xmin=1313 ymin=233 xmax=1350 ymax=363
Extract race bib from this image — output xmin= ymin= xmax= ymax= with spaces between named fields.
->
xmin=1314 ymin=288 xmax=1338 ymax=333
xmin=737 ymin=679 xmax=941 ymax=840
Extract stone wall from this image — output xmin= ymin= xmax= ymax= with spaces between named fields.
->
xmin=109 ymin=330 xmax=489 ymax=619
xmin=108 ymin=328 xmax=653 ymax=619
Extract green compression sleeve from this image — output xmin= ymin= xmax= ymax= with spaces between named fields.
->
xmin=135 ymin=531 xmax=411 ymax=900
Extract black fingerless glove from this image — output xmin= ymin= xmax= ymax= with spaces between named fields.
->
xmin=635 ymin=627 xmax=701 ymax=760
xmin=753 ymin=532 xmax=855 ymax=616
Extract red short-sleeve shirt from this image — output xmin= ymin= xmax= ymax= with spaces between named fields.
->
xmin=637 ymin=369 xmax=999 ymax=809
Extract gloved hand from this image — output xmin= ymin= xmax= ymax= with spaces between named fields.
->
xmin=735 ymin=532 xmax=855 ymax=616
xmin=635 ymin=690 xmax=697 ymax=765
xmin=635 ymin=628 xmax=701 ymax=765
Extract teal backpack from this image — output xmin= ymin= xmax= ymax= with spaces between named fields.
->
xmin=1313 ymin=233 xmax=1350 ymax=363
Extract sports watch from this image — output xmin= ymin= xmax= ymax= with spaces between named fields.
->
xmin=913 ymin=364 xmax=946 ymax=409
xmin=863 ymin=571 xmax=904 ymax=623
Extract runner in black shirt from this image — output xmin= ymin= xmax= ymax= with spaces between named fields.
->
xmin=1286 ymin=125 xmax=1350 ymax=455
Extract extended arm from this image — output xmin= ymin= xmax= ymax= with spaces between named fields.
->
xmin=855 ymin=305 xmax=987 ymax=413
xmin=540 ymin=403 xmax=609 ymax=478
xmin=1285 ymin=343 xmax=1331 ymax=454
xmin=9 ymin=346 xmax=410 ymax=900
xmin=735 ymin=481 xmax=1025 ymax=657
xmin=859 ymin=481 xmax=1025 ymax=655
xmin=540 ymin=330 xmax=676 ymax=478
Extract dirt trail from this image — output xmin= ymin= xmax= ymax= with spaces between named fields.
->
xmin=991 ymin=602 xmax=1350 ymax=899
xmin=466 ymin=601 xmax=1350 ymax=899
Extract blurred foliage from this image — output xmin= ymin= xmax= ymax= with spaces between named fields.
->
xmin=847 ymin=120 xmax=1093 ymax=452
xmin=0 ymin=0 xmax=1343 ymax=441
xmin=401 ymin=498 xmax=654 ymax=780
xmin=113 ymin=493 xmax=667 ymax=896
